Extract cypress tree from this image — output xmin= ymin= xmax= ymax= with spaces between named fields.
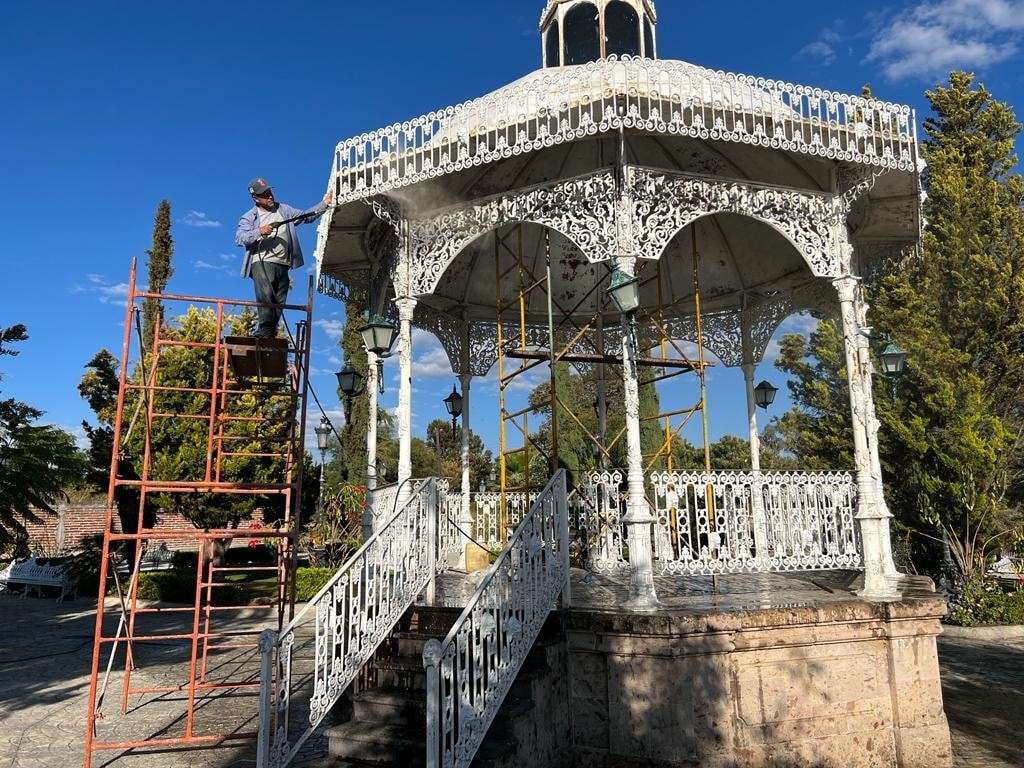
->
xmin=142 ymin=200 xmax=174 ymax=352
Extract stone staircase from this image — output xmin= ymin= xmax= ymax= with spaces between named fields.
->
xmin=324 ymin=604 xmax=568 ymax=768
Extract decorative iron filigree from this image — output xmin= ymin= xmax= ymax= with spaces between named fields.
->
xmin=628 ymin=168 xmax=840 ymax=276
xmin=326 ymin=56 xmax=916 ymax=214
xmin=261 ymin=480 xmax=460 ymax=768
xmin=407 ymin=173 xmax=619 ymax=297
xmin=570 ymin=470 xmax=860 ymax=575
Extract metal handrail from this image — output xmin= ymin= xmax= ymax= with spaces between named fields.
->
xmin=257 ymin=477 xmax=460 ymax=768
xmin=424 ymin=470 xmax=570 ymax=768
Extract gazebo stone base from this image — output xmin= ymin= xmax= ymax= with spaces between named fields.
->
xmin=558 ymin=574 xmax=951 ymax=768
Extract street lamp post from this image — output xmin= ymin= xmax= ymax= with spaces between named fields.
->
xmin=359 ymin=313 xmax=399 ymax=541
xmin=607 ymin=265 xmax=662 ymax=611
xmin=443 ymin=385 xmax=463 ymax=438
xmin=335 ymin=363 xmax=365 ymax=426
xmin=314 ymin=417 xmax=331 ymax=522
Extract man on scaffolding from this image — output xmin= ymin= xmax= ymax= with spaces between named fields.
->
xmin=235 ymin=177 xmax=333 ymax=338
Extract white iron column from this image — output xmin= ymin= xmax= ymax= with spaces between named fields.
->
xmin=741 ymin=360 xmax=769 ymax=561
xmin=362 ymin=349 xmax=379 ymax=542
xmin=396 ymin=296 xmax=417 ymax=506
xmin=617 ymin=257 xmax=662 ymax=611
xmin=834 ymin=275 xmax=899 ymax=598
xmin=459 ymin=373 xmax=473 ymax=570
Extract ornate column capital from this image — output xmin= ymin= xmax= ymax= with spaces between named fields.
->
xmin=395 ymin=295 xmax=418 ymax=321
xmin=831 ymin=274 xmax=860 ymax=305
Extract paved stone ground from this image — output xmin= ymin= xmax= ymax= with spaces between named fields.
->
xmin=937 ymin=633 xmax=1024 ymax=768
xmin=0 ymin=579 xmax=1020 ymax=768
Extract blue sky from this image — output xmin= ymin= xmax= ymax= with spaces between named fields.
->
xmin=3 ymin=0 xmax=1024 ymax=457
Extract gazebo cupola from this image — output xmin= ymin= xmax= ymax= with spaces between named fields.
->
xmin=541 ymin=0 xmax=656 ymax=67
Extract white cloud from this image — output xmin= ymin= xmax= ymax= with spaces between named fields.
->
xmin=867 ymin=0 xmax=1024 ymax=80
xmin=798 ymin=40 xmax=838 ymax=66
xmin=72 ymin=274 xmax=129 ymax=306
xmin=193 ymin=258 xmax=231 ymax=273
xmin=412 ymin=344 xmax=455 ymax=379
xmin=182 ymin=210 xmax=222 ymax=228
xmin=314 ymin=318 xmax=344 ymax=341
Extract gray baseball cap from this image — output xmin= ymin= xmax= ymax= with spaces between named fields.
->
xmin=248 ymin=177 xmax=271 ymax=195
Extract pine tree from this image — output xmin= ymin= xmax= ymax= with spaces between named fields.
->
xmin=871 ymin=72 xmax=1024 ymax=576
xmin=772 ymin=73 xmax=1024 ymax=578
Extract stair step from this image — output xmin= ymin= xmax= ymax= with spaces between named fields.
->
xmin=372 ymin=656 xmax=427 ymax=691
xmin=326 ymin=721 xmax=426 ymax=766
xmin=471 ymin=734 xmax=518 ymax=766
xmin=353 ymin=687 xmax=428 ymax=724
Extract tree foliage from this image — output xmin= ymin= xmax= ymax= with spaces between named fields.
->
xmin=771 ymin=72 xmax=1024 ymax=577
xmin=142 ymin=200 xmax=174 ymax=352
xmin=872 ymin=72 xmax=1024 ymax=573
xmin=1 ymin=325 xmax=84 ymax=550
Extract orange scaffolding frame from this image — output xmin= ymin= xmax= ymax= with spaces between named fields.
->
xmin=83 ymin=259 xmax=313 ymax=766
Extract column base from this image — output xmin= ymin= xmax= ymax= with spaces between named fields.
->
xmin=623 ymin=584 xmax=664 ymax=612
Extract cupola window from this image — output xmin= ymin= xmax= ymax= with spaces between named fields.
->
xmin=643 ymin=14 xmax=655 ymax=57
xmin=563 ymin=2 xmax=601 ymax=66
xmin=545 ymin=20 xmax=561 ymax=68
xmin=605 ymin=1 xmax=641 ymax=58
xmin=541 ymin=0 xmax=657 ymax=67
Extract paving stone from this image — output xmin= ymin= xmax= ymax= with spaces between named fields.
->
xmin=0 ymin=576 xmax=1018 ymax=768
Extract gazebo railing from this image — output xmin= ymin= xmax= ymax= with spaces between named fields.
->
xmin=424 ymin=471 xmax=570 ymax=768
xmin=257 ymin=478 xmax=460 ymax=768
xmin=326 ymin=56 xmax=916 ymax=209
xmin=567 ymin=469 xmax=859 ymax=574
xmin=471 ymin=491 xmax=536 ymax=547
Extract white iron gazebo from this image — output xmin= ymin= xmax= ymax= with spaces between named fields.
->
xmin=314 ymin=0 xmax=917 ymax=602
xmin=256 ymin=5 xmax=950 ymax=768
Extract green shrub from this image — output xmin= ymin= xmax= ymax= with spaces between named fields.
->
xmin=135 ymin=569 xmax=244 ymax=605
xmin=947 ymin=578 xmax=1024 ymax=626
xmin=136 ymin=570 xmax=197 ymax=602
xmin=171 ymin=550 xmax=198 ymax=570
xmin=294 ymin=567 xmax=335 ymax=601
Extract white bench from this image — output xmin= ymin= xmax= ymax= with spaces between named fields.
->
xmin=0 ymin=556 xmax=78 ymax=601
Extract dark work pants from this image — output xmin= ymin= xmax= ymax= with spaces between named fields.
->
xmin=250 ymin=261 xmax=290 ymax=338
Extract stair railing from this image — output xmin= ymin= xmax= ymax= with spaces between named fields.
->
xmin=424 ymin=470 xmax=571 ymax=768
xmin=257 ymin=477 xmax=460 ymax=768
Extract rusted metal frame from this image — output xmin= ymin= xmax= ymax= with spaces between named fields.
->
xmin=119 ymin=288 xmax=166 ymax=715
xmin=87 ymin=732 xmax=258 ymax=753
xmin=97 ymin=629 xmax=261 ymax=644
xmin=215 ymin=342 xmax=233 ymax=484
xmin=130 ymin=286 xmax=308 ymax=314
xmin=219 ymin=450 xmax=292 ymax=460
xmin=87 ymin=279 xmax=311 ymax=765
xmin=204 ymin=302 xmax=227 ymax=485
xmin=109 ymin=481 xmax=291 ymax=492
xmin=84 ymin=261 xmax=139 ymax=768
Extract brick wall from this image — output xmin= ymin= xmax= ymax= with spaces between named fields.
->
xmin=21 ymin=505 xmax=269 ymax=555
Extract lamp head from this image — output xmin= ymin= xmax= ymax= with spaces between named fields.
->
xmin=443 ymin=385 xmax=463 ymax=417
xmin=607 ymin=268 xmax=640 ymax=315
xmin=336 ymin=363 xmax=365 ymax=397
xmin=359 ymin=314 xmax=399 ymax=356
xmin=753 ymin=379 xmax=778 ymax=410
xmin=879 ymin=342 xmax=908 ymax=376
xmin=314 ymin=417 xmax=331 ymax=451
